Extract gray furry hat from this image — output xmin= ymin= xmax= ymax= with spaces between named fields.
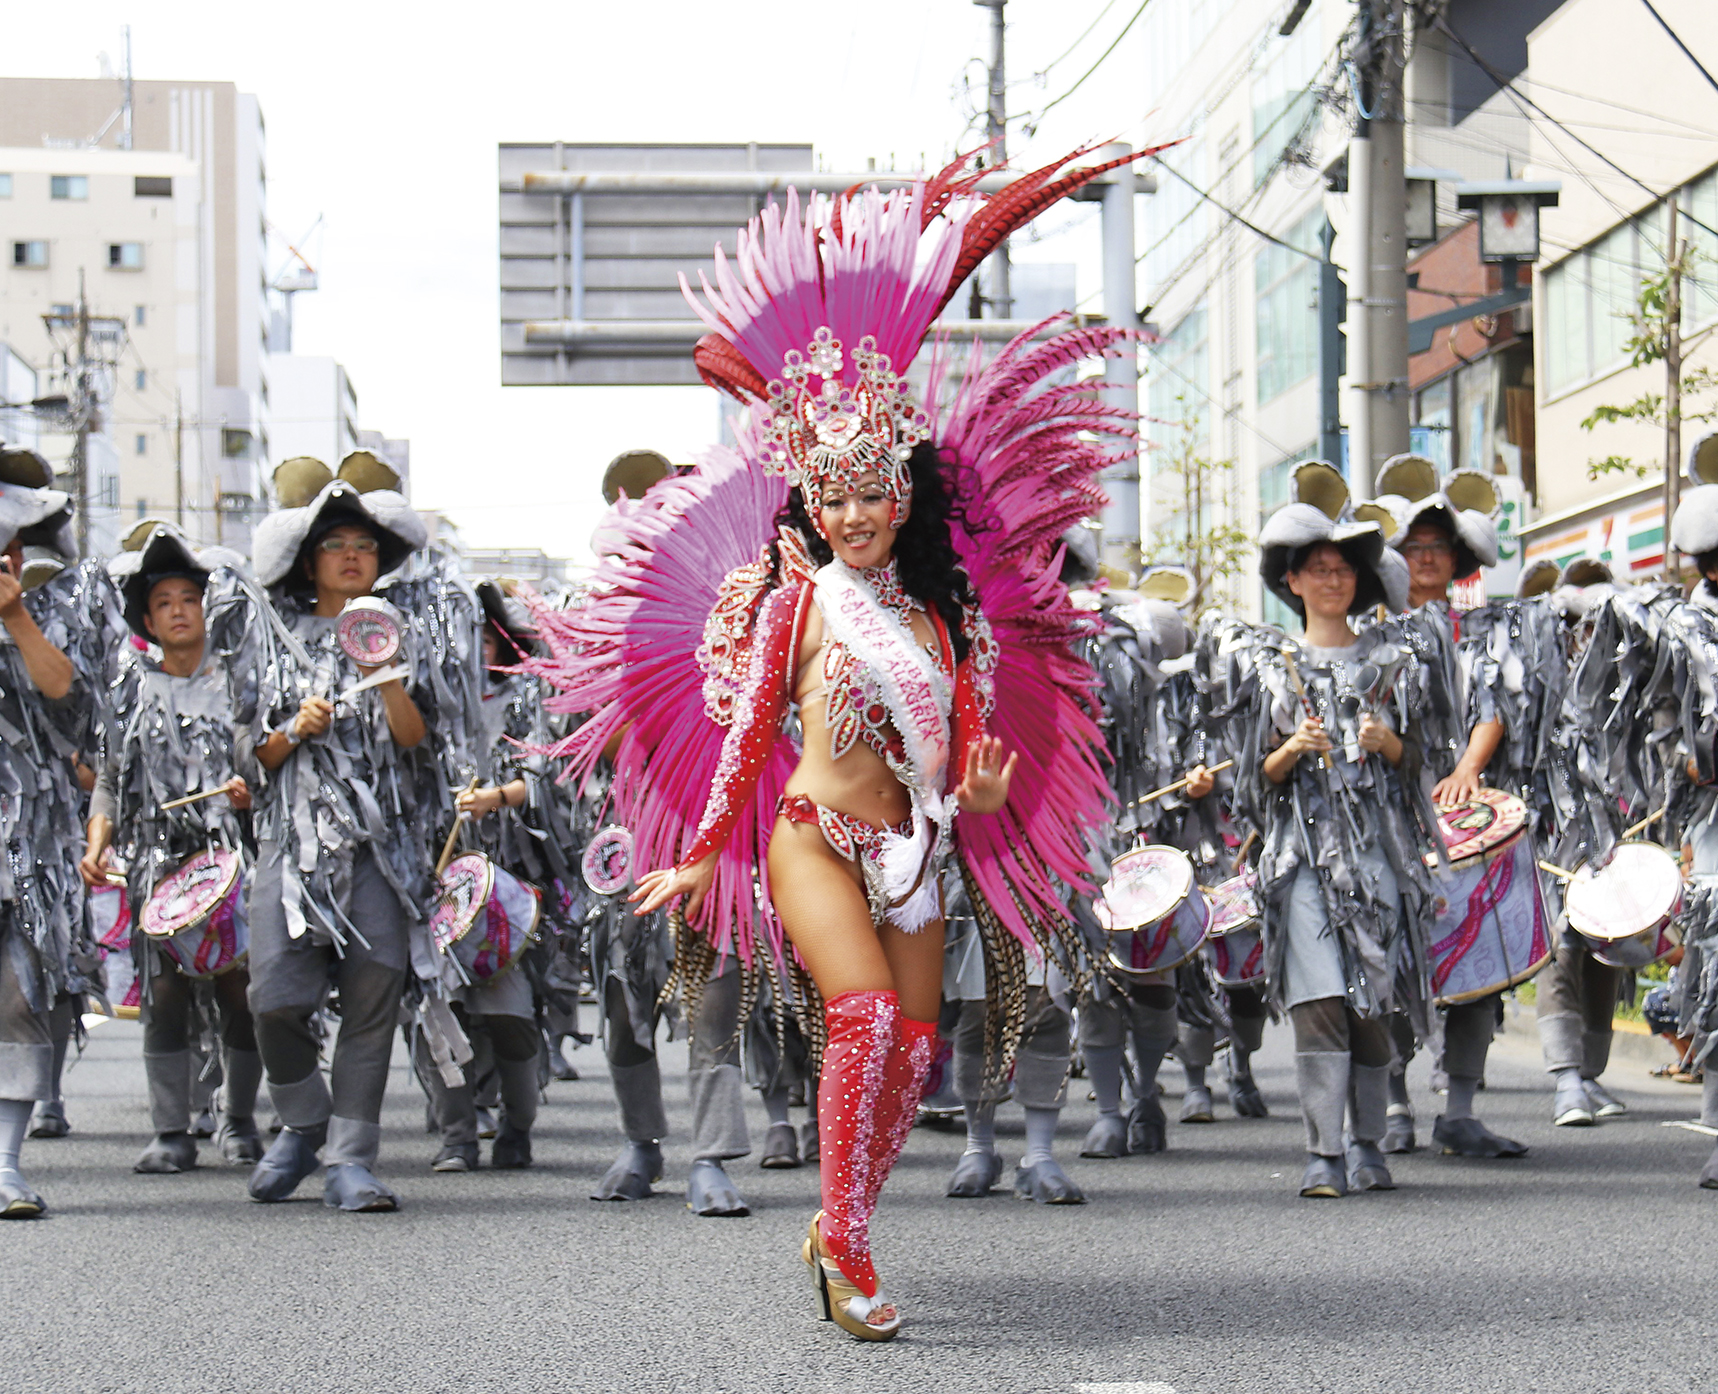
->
xmin=475 ymin=578 xmax=539 ymax=666
xmin=1259 ymin=502 xmax=1394 ymax=617
xmin=1376 ymin=453 xmax=1500 ymax=580
xmin=1671 ymin=482 xmax=1718 ymax=559
xmin=0 ymin=446 xmax=76 ymax=563
xmin=108 ymin=520 xmax=245 ymax=639
xmin=252 ymin=452 xmax=426 ymax=590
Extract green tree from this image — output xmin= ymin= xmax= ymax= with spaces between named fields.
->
xmin=1143 ymin=396 xmax=1253 ymax=613
xmin=1583 ymin=246 xmax=1718 ymax=480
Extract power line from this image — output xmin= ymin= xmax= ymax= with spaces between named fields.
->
xmin=1134 ymin=27 xmax=1352 ymax=274
xmin=1639 ymin=0 xmax=1718 ymax=97
xmin=1510 ymin=73 xmax=1718 ymax=138
xmin=1438 ymin=13 xmax=1718 ymax=249
xmin=1033 ymin=0 xmax=1122 ymax=78
xmin=1019 ymin=0 xmax=1156 ymax=133
xmin=1151 ymin=158 xmax=1320 ymax=263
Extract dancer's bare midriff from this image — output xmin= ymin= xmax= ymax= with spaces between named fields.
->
xmin=782 ymin=601 xmax=925 ymax=835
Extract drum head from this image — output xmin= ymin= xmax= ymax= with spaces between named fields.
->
xmin=430 ymin=854 xmax=495 ymax=953
xmin=141 ymin=848 xmax=240 ymax=939
xmin=1095 ymin=846 xmax=1194 ymax=933
xmin=1566 ymin=842 xmax=1682 ymax=940
xmin=1206 ymin=870 xmax=1261 ymax=936
xmin=336 ymin=598 xmax=402 ymax=667
xmin=582 ymin=825 xmax=635 ymax=895
xmin=1427 ymin=788 xmax=1527 ymax=867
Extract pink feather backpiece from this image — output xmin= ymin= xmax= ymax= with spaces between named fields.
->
xmin=521 ymin=450 xmax=792 ymax=963
xmin=928 ymin=320 xmax=1129 ymax=945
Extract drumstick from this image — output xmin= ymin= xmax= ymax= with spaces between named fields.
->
xmin=160 ymin=784 xmax=235 ymax=812
xmin=1135 ymin=759 xmax=1236 ymax=806
xmin=436 ymin=778 xmax=480 ymax=877
xmin=1621 ymin=807 xmax=1668 ymax=840
xmin=333 ymin=663 xmax=410 ymax=704
xmin=1537 ymin=859 xmax=1578 ymax=881
xmin=1278 ymin=647 xmax=1333 ymax=771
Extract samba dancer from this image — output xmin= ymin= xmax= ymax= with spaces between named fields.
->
xmin=532 ymin=151 xmax=1125 ymax=1339
xmin=1234 ymin=500 xmax=1438 ymax=1198
xmin=80 ymin=525 xmax=262 ymax=1174
xmin=1384 ymin=460 xmax=1540 ymax=1159
xmin=0 ymin=463 xmax=98 ymax=1219
xmin=210 ymin=454 xmax=436 ymax=1213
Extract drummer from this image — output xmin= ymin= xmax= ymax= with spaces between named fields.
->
xmin=1243 ymin=500 xmax=1434 ymax=1199
xmin=213 ymin=456 xmax=432 ymax=1213
xmin=1389 ymin=485 xmax=1530 ymax=1159
xmin=0 ymin=468 xmax=97 ymax=1220
xmin=418 ymin=582 xmax=572 ymax=1173
xmin=80 ymin=524 xmax=262 ymax=1175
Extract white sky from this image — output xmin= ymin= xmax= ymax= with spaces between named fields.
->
xmin=5 ymin=1 xmax=1173 ymax=564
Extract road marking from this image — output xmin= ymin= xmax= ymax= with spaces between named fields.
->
xmin=1075 ymin=1384 xmax=1177 ymax=1393
xmin=1661 ymin=1119 xmax=1718 ymax=1136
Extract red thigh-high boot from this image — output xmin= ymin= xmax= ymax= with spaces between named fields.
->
xmin=808 ymin=989 xmax=902 ymax=1339
xmin=863 ymin=1014 xmax=937 ymax=1213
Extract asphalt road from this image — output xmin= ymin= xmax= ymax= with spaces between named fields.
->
xmin=5 ymin=1008 xmax=1710 ymax=1394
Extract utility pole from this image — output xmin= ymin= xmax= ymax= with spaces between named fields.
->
xmin=119 ymin=25 xmax=133 ymax=151
xmin=72 ymin=272 xmax=92 ymax=557
xmin=972 ymin=0 xmax=1011 ymax=318
xmin=1100 ymin=142 xmax=1142 ymax=576
xmin=1318 ymin=217 xmax=1346 ymax=464
xmin=1346 ymin=0 xmax=1409 ymax=495
xmin=1665 ymin=193 xmax=1684 ymax=577
xmin=174 ymin=390 xmax=185 ymax=529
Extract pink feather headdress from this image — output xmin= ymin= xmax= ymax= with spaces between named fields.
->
xmin=680 ymin=143 xmax=1163 ymax=529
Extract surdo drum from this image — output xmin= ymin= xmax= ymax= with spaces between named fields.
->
xmin=430 ymin=853 xmax=542 ymax=983
xmin=1094 ymin=845 xmax=1211 ymax=977
xmin=581 ymin=824 xmax=635 ymax=895
xmin=91 ymin=882 xmax=140 ymax=1017
xmin=335 ymin=597 xmax=404 ymax=667
xmin=1202 ymin=868 xmax=1265 ymax=988
xmin=139 ymin=847 xmax=249 ymax=979
xmin=1564 ymin=840 xmax=1683 ymax=970
xmin=1423 ymin=789 xmax=1551 ymax=1005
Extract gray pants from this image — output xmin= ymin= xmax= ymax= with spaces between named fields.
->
xmin=1536 ymin=932 xmax=1623 ymax=1076
xmin=955 ymin=986 xmax=1070 ymax=1109
xmin=1443 ymin=994 xmax=1499 ymax=1080
xmin=421 ymin=989 xmax=541 ymax=1148
xmin=0 ymin=928 xmax=51 ymax=1102
xmin=246 ymin=842 xmax=408 ymax=1129
xmin=685 ymin=965 xmax=749 ymax=1162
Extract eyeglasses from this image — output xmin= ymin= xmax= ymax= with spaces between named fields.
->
xmin=1301 ymin=564 xmax=1355 ymax=581
xmin=317 ymin=535 xmax=379 ymax=555
xmin=1401 ymin=540 xmax=1454 ymax=559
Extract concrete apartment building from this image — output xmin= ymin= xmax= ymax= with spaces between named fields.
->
xmin=1518 ymin=0 xmax=1718 ymax=578
xmin=1136 ymin=0 xmax=1580 ymax=613
xmin=0 ymin=76 xmax=269 ymax=551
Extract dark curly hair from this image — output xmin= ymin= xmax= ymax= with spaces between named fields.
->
xmin=768 ymin=441 xmax=980 ymax=663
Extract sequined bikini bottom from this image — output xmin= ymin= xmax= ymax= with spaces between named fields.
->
xmin=776 ymin=793 xmax=914 ymax=928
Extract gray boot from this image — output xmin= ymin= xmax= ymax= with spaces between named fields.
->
xmin=593 ymin=1141 xmax=663 ymax=1201
xmin=947 ymin=1148 xmax=1004 ymax=1197
xmin=323 ymin=1116 xmax=398 ymax=1212
xmin=1702 ymin=1068 xmax=1718 ymax=1130
xmin=1346 ymin=1064 xmax=1396 ymax=1191
xmin=215 ymin=1047 xmax=265 ymax=1164
xmin=686 ymin=1158 xmax=749 ymax=1216
xmin=137 ymin=1049 xmax=197 ymax=1173
xmin=1552 ymin=1067 xmax=1595 ymax=1126
xmin=1295 ymin=1051 xmax=1350 ymax=1158
xmin=248 ymin=1071 xmax=330 ymax=1202
xmin=1012 ymin=1157 xmax=1086 ymax=1204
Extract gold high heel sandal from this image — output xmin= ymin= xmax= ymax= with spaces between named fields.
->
xmin=802 ymin=1211 xmax=902 ymax=1342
